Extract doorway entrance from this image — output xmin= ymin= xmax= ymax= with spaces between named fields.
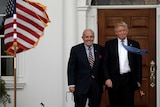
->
xmin=98 ymin=8 xmax=156 ymax=107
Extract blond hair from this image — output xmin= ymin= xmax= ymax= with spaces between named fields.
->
xmin=114 ymin=21 xmax=128 ymax=32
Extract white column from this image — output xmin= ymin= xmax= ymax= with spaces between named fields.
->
xmin=77 ymin=0 xmax=90 ymax=43
xmin=156 ymin=6 xmax=160 ymax=107
xmin=63 ymin=0 xmax=77 ymax=107
xmin=77 ymin=1 xmax=97 ymax=43
xmin=77 ymin=7 xmax=88 ymax=43
xmin=87 ymin=8 xmax=98 ymax=43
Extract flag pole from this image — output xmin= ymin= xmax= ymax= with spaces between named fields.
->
xmin=13 ymin=43 xmax=17 ymax=107
xmin=13 ymin=0 xmax=17 ymax=106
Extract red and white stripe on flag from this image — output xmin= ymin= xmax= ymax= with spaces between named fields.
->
xmin=4 ymin=0 xmax=50 ymax=55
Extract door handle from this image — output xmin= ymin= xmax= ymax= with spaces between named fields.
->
xmin=150 ymin=60 xmax=155 ymax=87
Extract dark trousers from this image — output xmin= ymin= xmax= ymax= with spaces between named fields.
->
xmin=74 ymin=80 xmax=102 ymax=107
xmin=108 ymin=73 xmax=135 ymax=107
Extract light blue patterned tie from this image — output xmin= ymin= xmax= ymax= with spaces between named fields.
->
xmin=121 ymin=40 xmax=148 ymax=55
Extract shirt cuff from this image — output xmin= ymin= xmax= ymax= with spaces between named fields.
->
xmin=69 ymin=85 xmax=75 ymax=87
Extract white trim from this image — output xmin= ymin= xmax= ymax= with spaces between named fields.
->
xmin=63 ymin=0 xmax=77 ymax=107
xmin=90 ymin=4 xmax=159 ymax=8
xmin=5 ymin=81 xmax=26 ymax=89
xmin=156 ymin=7 xmax=160 ymax=107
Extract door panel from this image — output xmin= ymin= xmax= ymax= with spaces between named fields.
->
xmin=98 ymin=9 xmax=156 ymax=107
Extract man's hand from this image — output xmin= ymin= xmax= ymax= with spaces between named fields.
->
xmin=69 ymin=87 xmax=75 ymax=93
xmin=105 ymin=79 xmax=112 ymax=88
xmin=139 ymin=90 xmax=145 ymax=96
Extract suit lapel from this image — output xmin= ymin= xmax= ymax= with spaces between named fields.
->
xmin=127 ymin=39 xmax=132 ymax=63
xmin=115 ymin=39 xmax=119 ymax=59
xmin=93 ymin=45 xmax=98 ymax=67
xmin=80 ymin=44 xmax=91 ymax=67
xmin=113 ymin=39 xmax=120 ymax=69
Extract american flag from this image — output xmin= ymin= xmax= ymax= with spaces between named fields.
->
xmin=4 ymin=0 xmax=50 ymax=55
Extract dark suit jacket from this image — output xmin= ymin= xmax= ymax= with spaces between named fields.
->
xmin=67 ymin=43 xmax=104 ymax=95
xmin=103 ymin=38 xmax=142 ymax=90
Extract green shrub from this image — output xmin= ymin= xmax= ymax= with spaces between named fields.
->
xmin=0 ymin=76 xmax=11 ymax=107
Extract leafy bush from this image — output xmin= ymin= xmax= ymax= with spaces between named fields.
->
xmin=0 ymin=76 xmax=11 ymax=107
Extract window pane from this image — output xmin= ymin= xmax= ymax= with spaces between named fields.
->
xmin=0 ymin=16 xmax=5 ymax=35
xmin=1 ymin=38 xmax=10 ymax=55
xmin=0 ymin=0 xmax=7 ymax=35
xmin=1 ymin=38 xmax=13 ymax=76
xmin=1 ymin=58 xmax=14 ymax=76
xmin=91 ymin=0 xmax=159 ymax=5
xmin=0 ymin=0 xmax=7 ymax=14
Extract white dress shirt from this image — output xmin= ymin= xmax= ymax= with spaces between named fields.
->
xmin=84 ymin=44 xmax=95 ymax=61
xmin=118 ymin=38 xmax=131 ymax=74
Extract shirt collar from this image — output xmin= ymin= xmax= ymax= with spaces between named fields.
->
xmin=84 ymin=44 xmax=94 ymax=50
xmin=118 ymin=38 xmax=127 ymax=43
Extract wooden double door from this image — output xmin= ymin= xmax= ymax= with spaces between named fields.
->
xmin=98 ymin=8 xmax=156 ymax=107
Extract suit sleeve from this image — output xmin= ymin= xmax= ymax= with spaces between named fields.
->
xmin=136 ymin=43 xmax=142 ymax=84
xmin=103 ymin=41 xmax=111 ymax=80
xmin=67 ymin=47 xmax=76 ymax=86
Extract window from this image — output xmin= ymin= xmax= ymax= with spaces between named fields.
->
xmin=0 ymin=0 xmax=25 ymax=89
xmin=0 ymin=0 xmax=14 ymax=77
xmin=91 ymin=0 xmax=159 ymax=5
